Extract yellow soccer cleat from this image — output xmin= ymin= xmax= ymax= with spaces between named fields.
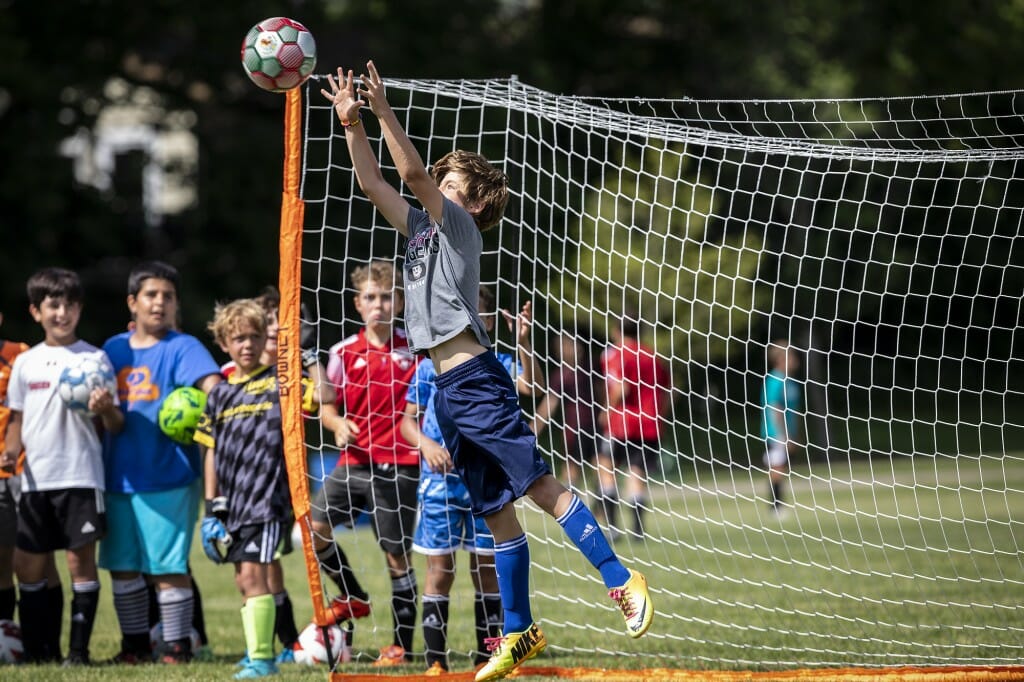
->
xmin=609 ymin=569 xmax=653 ymax=638
xmin=474 ymin=622 xmax=547 ymax=682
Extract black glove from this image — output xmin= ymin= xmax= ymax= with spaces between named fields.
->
xmin=300 ymin=302 xmax=316 ymax=350
xmin=207 ymin=496 xmax=229 ymax=521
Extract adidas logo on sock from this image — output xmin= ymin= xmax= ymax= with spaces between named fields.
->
xmin=423 ymin=613 xmax=442 ymax=628
xmin=579 ymin=523 xmax=597 ymax=542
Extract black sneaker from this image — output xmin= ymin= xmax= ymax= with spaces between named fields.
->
xmin=62 ymin=651 xmax=91 ymax=667
xmin=158 ymin=639 xmax=193 ymax=664
xmin=105 ymin=648 xmax=151 ymax=665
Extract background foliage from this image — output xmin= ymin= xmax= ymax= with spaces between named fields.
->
xmin=2 ymin=0 xmax=1023 ymax=353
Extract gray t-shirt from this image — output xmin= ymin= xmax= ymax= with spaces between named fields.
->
xmin=402 ymin=197 xmax=492 ymax=354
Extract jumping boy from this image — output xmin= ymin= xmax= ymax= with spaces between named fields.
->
xmin=311 ymin=259 xmax=419 ymax=666
xmin=101 ymin=261 xmax=222 ymax=664
xmin=400 ymin=286 xmax=541 ymax=674
xmin=322 ymin=62 xmax=653 ymax=681
xmin=2 ymin=267 xmax=124 ymax=665
xmin=197 ymin=298 xmax=315 ymax=679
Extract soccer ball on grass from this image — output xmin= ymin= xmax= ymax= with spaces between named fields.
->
xmin=293 ymin=621 xmax=350 ymax=665
xmin=241 ymin=17 xmax=317 ymax=92
xmin=0 ymin=619 xmax=24 ymax=664
xmin=57 ymin=355 xmax=117 ymax=416
xmin=158 ymin=386 xmax=206 ymax=445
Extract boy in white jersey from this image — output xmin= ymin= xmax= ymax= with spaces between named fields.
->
xmin=1 ymin=267 xmax=123 ymax=665
xmin=322 ymin=62 xmax=654 ymax=681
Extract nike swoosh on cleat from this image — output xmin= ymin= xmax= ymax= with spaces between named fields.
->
xmin=629 ymin=600 xmax=648 ymax=632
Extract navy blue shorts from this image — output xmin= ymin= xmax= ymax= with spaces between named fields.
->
xmin=435 ymin=352 xmax=551 ymax=518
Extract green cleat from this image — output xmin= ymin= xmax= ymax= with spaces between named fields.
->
xmin=474 ymin=622 xmax=546 ymax=682
xmin=609 ymin=569 xmax=653 ymax=638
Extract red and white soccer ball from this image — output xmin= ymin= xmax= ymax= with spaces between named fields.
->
xmin=293 ymin=621 xmax=349 ymax=665
xmin=240 ymin=17 xmax=317 ymax=92
xmin=0 ymin=619 xmax=23 ymax=664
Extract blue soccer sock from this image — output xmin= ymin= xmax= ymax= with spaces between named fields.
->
xmin=557 ymin=495 xmax=631 ymax=589
xmin=493 ymin=534 xmax=533 ymax=634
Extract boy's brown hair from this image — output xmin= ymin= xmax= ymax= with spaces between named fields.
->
xmin=255 ymin=285 xmax=281 ymax=314
xmin=26 ymin=267 xmax=84 ymax=308
xmin=430 ymin=150 xmax=509 ymax=232
xmin=350 ymin=259 xmax=403 ymax=295
xmin=207 ymin=299 xmax=267 ymax=346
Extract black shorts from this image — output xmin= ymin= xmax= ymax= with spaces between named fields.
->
xmin=313 ymin=463 xmax=418 ymax=557
xmin=225 ymin=521 xmax=283 ymax=565
xmin=18 ymin=488 xmax=106 ymax=553
xmin=609 ymin=439 xmax=661 ymax=475
xmin=0 ymin=477 xmax=20 ymax=547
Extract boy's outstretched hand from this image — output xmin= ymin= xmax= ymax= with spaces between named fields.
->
xmin=321 ymin=67 xmax=364 ymax=124
xmin=357 ymin=61 xmax=392 ymax=118
xmin=321 ymin=61 xmax=394 ymax=124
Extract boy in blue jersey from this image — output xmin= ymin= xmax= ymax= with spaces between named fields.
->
xmin=196 ymin=298 xmax=316 ymax=680
xmin=322 ymin=62 xmax=653 ymax=682
xmin=400 ymin=286 xmax=541 ymax=674
xmin=761 ymin=339 xmax=802 ymax=513
xmin=101 ymin=261 xmax=222 ymax=664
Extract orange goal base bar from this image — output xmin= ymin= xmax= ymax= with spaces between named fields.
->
xmin=329 ymin=664 xmax=1024 ymax=682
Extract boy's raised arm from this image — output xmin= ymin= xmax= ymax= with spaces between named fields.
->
xmin=321 ymin=66 xmax=413 ymax=236
xmin=357 ymin=62 xmax=445 ymax=224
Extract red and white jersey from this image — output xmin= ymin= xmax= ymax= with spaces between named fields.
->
xmin=326 ymin=328 xmax=419 ymax=467
xmin=601 ymin=339 xmax=669 ymax=442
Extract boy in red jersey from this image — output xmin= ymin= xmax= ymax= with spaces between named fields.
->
xmin=311 ymin=259 xmax=419 ymax=665
xmin=598 ymin=313 xmax=672 ymax=539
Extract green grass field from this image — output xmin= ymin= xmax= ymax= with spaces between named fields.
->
xmin=2 ymin=452 xmax=1022 ymax=681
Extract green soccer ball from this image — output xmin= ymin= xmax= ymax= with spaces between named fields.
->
xmin=158 ymin=387 xmax=206 ymax=446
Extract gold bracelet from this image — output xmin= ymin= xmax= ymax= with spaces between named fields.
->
xmin=341 ymin=117 xmax=361 ymax=129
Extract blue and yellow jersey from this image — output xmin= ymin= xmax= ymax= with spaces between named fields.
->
xmin=194 ymin=364 xmax=315 ymax=531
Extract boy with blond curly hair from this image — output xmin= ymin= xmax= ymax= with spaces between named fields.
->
xmin=196 ymin=298 xmax=316 ymax=679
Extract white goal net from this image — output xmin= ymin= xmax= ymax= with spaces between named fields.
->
xmin=292 ymin=77 xmax=1024 ymax=672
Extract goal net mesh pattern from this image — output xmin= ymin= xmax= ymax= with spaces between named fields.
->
xmin=292 ymin=77 xmax=1024 ymax=670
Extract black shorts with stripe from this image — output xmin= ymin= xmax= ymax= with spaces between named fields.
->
xmin=224 ymin=520 xmax=284 ymax=565
xmin=17 ymin=488 xmax=105 ymax=552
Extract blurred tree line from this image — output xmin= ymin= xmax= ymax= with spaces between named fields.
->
xmin=1 ymin=0 xmax=1022 ymax=359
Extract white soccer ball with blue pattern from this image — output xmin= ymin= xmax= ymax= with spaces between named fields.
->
xmin=58 ymin=356 xmax=116 ymax=416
